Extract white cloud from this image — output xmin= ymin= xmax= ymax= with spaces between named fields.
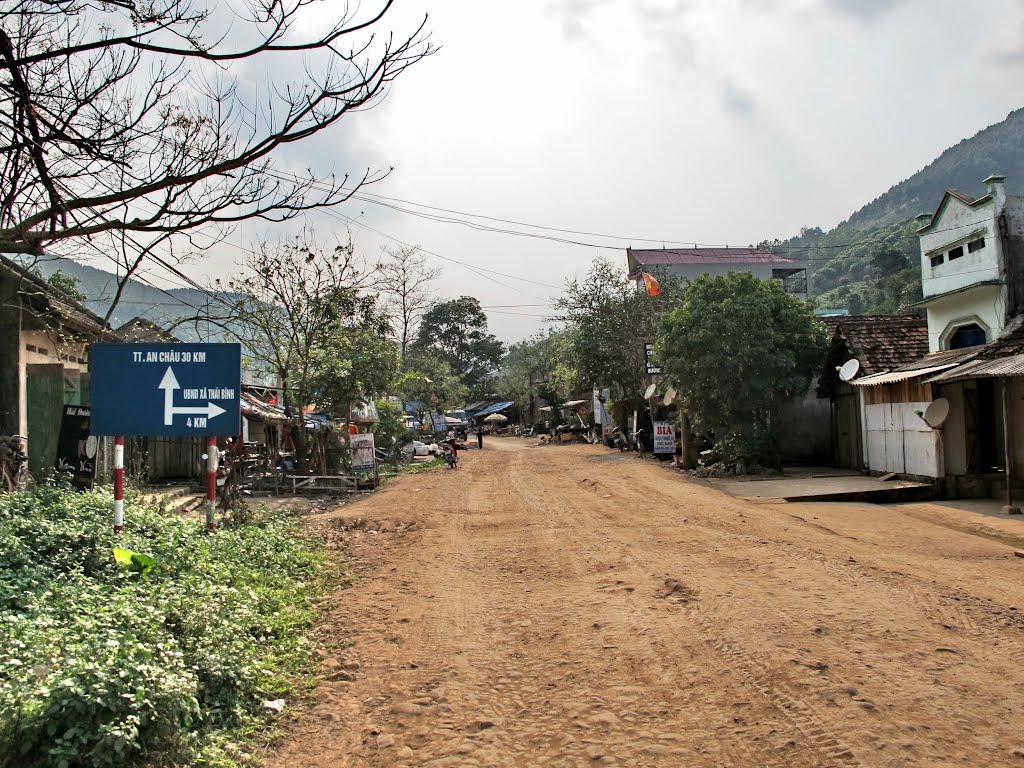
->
xmin=160 ymin=0 xmax=1024 ymax=343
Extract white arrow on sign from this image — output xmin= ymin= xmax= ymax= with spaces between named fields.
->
xmin=159 ymin=367 xmax=228 ymax=426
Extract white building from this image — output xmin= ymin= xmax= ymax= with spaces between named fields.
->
xmin=915 ymin=174 xmax=1024 ymax=351
xmin=626 ymin=247 xmax=809 ymax=300
xmin=845 ymin=175 xmax=1024 ymax=488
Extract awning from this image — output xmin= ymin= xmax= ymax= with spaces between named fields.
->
xmin=926 ymin=353 xmax=1024 ymax=383
xmin=474 ymin=401 xmax=514 ymax=417
xmin=241 ymin=392 xmax=289 ymax=423
xmin=850 ymin=363 xmax=960 ymax=386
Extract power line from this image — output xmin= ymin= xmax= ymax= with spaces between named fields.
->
xmin=320 ymin=206 xmax=556 ymax=303
xmin=266 ymin=167 xmax=991 ymax=258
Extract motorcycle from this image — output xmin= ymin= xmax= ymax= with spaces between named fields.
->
xmin=611 ymin=428 xmax=630 ymax=453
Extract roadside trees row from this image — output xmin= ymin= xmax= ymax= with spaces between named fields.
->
xmin=216 ymin=235 xmax=506 ymax=467
xmin=505 ymin=258 xmax=826 ymax=468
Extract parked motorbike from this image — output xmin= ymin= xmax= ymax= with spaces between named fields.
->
xmin=0 ymin=435 xmax=28 ymax=491
xmin=442 ymin=444 xmax=459 ymax=469
xmin=611 ymin=429 xmax=630 ymax=452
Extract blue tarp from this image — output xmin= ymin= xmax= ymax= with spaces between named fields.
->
xmin=473 ymin=401 xmax=515 ymax=418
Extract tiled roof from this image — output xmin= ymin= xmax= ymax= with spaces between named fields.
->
xmin=831 ymin=315 xmax=929 ymax=376
xmin=627 ymin=247 xmax=796 ymax=266
xmin=978 ymin=319 xmax=1024 ymax=358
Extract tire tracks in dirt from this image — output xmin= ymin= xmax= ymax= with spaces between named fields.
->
xmin=267 ymin=440 xmax=1024 ymax=767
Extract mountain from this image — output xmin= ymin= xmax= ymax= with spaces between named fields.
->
xmin=767 ymin=108 xmax=1024 ymax=314
xmin=27 ymin=256 xmax=228 ymax=339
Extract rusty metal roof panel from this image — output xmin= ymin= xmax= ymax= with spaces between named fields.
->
xmin=926 ymin=353 xmax=1024 ymax=383
xmin=850 ymin=363 xmax=961 ymax=387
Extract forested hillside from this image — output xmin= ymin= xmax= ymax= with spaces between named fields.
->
xmin=28 ymin=256 xmax=221 ymax=338
xmin=765 ymin=108 xmax=1024 ymax=314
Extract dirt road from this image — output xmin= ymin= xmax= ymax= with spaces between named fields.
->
xmin=267 ymin=438 xmax=1024 ymax=767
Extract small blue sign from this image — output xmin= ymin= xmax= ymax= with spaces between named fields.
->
xmin=90 ymin=343 xmax=242 ymax=436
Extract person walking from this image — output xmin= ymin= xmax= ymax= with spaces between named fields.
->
xmin=477 ymin=424 xmax=484 ymax=450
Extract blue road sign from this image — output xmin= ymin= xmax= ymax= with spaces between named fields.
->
xmin=90 ymin=343 xmax=242 ymax=436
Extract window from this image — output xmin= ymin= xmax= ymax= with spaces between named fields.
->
xmin=948 ymin=246 xmax=964 ymax=261
xmin=968 ymin=237 xmax=985 ymax=253
xmin=930 ymin=254 xmax=944 ymax=268
xmin=948 ymin=323 xmax=987 ymax=349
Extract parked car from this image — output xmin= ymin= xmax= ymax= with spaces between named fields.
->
xmin=402 ymin=440 xmax=431 ymax=458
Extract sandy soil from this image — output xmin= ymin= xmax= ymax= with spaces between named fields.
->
xmin=265 ymin=437 xmax=1024 ymax=767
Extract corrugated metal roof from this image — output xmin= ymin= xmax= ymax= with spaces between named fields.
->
xmin=850 ymin=363 xmax=961 ymax=387
xmin=474 ymin=400 xmax=514 ymax=417
xmin=926 ymin=353 xmax=1024 ymax=383
xmin=627 ymin=247 xmax=796 ymax=266
xmin=896 ymin=346 xmax=982 ymax=371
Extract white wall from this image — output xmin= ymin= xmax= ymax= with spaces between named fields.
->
xmin=924 ymin=283 xmax=1006 ymax=353
xmin=920 ymin=196 xmax=1002 ymax=300
xmin=864 ymin=401 xmax=942 ymax=477
xmin=18 ymin=329 xmax=89 ymax=436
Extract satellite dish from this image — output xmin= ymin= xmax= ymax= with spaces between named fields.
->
xmin=923 ymin=398 xmax=950 ymax=429
xmin=644 ymin=383 xmax=657 ymax=399
xmin=838 ymin=359 xmax=861 ymax=382
xmin=664 ymin=386 xmax=677 ymax=405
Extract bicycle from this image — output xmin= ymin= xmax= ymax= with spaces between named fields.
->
xmin=1 ymin=436 xmax=29 ymax=492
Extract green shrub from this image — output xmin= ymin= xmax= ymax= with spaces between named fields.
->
xmin=0 ymin=485 xmax=325 ymax=767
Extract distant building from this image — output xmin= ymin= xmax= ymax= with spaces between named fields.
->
xmin=626 ymin=246 xmax=810 ymax=300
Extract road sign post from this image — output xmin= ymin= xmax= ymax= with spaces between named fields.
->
xmin=205 ymin=436 xmax=218 ymax=532
xmin=90 ymin=343 xmax=241 ymax=437
xmin=90 ymin=344 xmax=241 ymax=532
xmin=113 ymin=436 xmax=124 ymax=534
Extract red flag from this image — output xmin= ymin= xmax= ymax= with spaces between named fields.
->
xmin=641 ymin=271 xmax=661 ymax=297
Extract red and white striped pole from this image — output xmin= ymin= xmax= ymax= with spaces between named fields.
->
xmin=205 ymin=436 xmax=218 ymax=532
xmin=113 ymin=436 xmax=125 ymax=534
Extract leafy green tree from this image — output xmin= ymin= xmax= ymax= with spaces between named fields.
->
xmin=223 ymin=234 xmax=385 ymax=468
xmin=556 ymin=257 xmax=684 ymax=422
xmin=499 ymin=330 xmax=581 ymax=423
xmin=309 ymin=327 xmax=399 ymax=425
xmin=44 ymin=269 xmax=85 ymax=301
xmin=655 ymin=272 xmax=827 ymax=467
xmin=412 ymin=296 xmax=504 ymax=386
xmin=372 ymin=398 xmax=413 ymax=458
xmin=396 ymin=350 xmax=467 ymax=426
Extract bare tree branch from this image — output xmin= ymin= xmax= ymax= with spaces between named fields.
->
xmin=0 ymin=1 xmax=434 ymax=254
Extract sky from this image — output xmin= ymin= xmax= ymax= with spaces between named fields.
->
xmin=155 ymin=0 xmax=1024 ymax=344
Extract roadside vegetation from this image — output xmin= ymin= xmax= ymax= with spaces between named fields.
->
xmin=0 ymin=485 xmax=328 ymax=768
